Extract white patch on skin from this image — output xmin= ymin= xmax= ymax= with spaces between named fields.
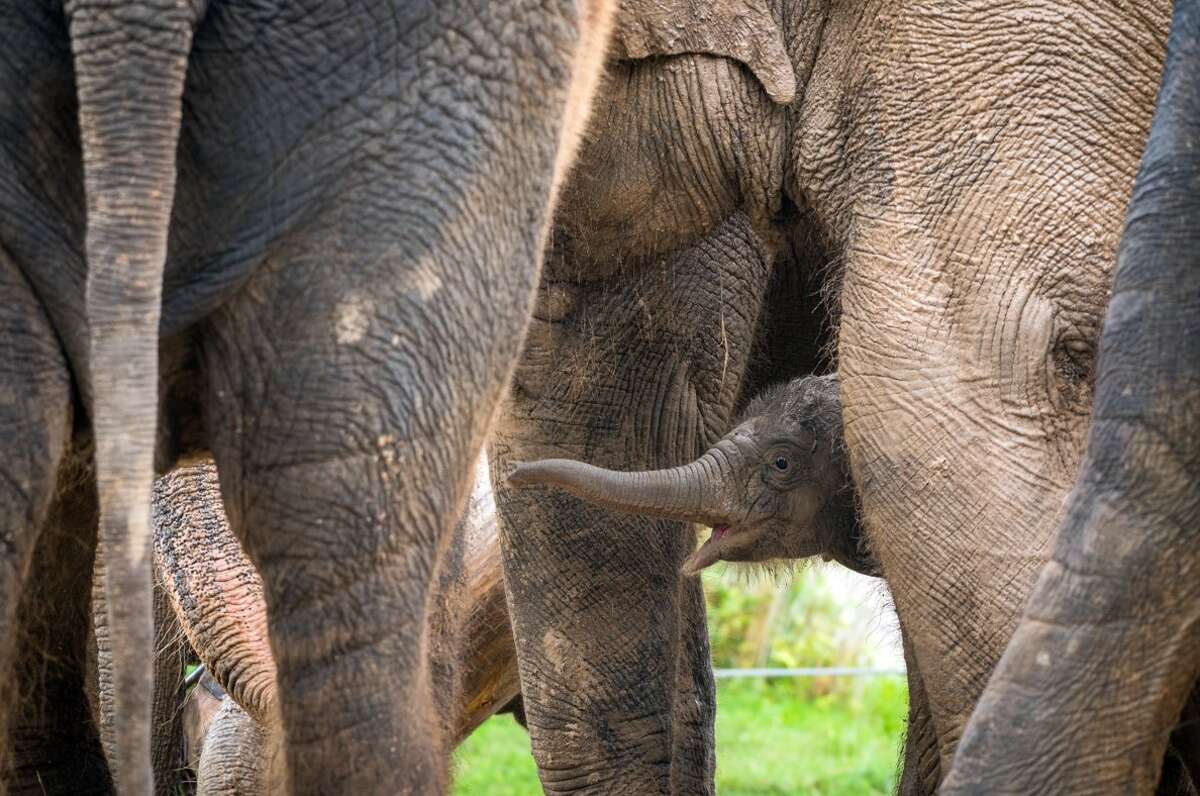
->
xmin=413 ymin=270 xmax=441 ymax=301
xmin=543 ymin=628 xmax=572 ymax=676
xmin=1036 ymin=650 xmax=1051 ymax=667
xmin=377 ymin=434 xmax=397 ymax=465
xmin=397 ymin=260 xmax=443 ymax=302
xmin=335 ymin=294 xmax=372 ymax=344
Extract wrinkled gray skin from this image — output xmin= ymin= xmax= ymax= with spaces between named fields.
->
xmin=0 ymin=1 xmax=612 ymax=792
xmin=509 ymin=374 xmax=875 ymax=577
xmin=492 ymin=1 xmax=1173 ymax=793
xmin=944 ymin=3 xmax=1200 ymax=793
xmin=145 ymin=460 xmax=521 ymax=795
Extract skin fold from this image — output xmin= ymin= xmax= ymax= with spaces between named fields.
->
xmin=942 ymin=3 xmax=1200 ymax=793
xmin=494 ymin=1 xmax=1173 ymax=791
xmin=0 ymin=1 xmax=614 ymax=792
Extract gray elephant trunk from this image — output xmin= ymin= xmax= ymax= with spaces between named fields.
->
xmin=508 ymin=446 xmax=733 ymax=528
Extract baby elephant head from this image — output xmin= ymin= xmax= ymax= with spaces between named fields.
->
xmin=508 ymin=374 xmax=874 ymax=576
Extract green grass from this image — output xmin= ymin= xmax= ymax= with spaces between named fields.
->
xmin=453 ymin=677 xmax=907 ymax=795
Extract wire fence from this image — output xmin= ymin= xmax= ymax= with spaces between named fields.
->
xmin=713 ymin=666 xmax=905 ymax=679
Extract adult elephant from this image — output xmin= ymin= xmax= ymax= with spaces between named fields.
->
xmin=944 ymin=2 xmax=1200 ymax=793
xmin=0 ymin=1 xmax=612 ymax=792
xmin=491 ymin=0 xmax=1171 ymax=792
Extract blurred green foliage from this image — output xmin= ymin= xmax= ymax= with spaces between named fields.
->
xmin=703 ymin=564 xmax=892 ymax=698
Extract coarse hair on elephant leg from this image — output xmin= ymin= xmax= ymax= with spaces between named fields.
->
xmin=896 ymin=630 xmax=939 ymax=796
xmin=4 ymin=457 xmax=110 ymax=792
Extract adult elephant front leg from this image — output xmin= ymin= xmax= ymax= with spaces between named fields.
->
xmin=805 ymin=1 xmax=1171 ymax=774
xmin=493 ymin=213 xmax=773 ymax=794
xmin=192 ymin=4 xmax=615 ymax=792
xmin=944 ymin=5 xmax=1200 ymax=791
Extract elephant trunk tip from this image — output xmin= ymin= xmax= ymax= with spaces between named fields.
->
xmin=506 ymin=461 xmax=537 ymax=488
xmin=506 ymin=459 xmax=586 ymax=489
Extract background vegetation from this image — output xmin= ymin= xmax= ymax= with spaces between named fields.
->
xmin=455 ymin=565 xmax=909 ymax=794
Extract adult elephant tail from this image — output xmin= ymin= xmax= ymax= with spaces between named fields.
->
xmin=67 ymin=2 xmax=199 ymax=791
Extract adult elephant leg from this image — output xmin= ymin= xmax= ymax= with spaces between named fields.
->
xmin=944 ymin=6 xmax=1200 ymax=792
xmin=493 ymin=212 xmax=773 ymax=794
xmin=669 ymin=576 xmax=716 ymax=795
xmin=7 ymin=459 xmax=109 ymax=794
xmin=154 ymin=458 xmax=518 ymax=758
xmin=203 ymin=232 xmax=533 ymax=793
xmin=822 ymin=1 xmax=1170 ymax=773
xmin=192 ymin=2 xmax=611 ymax=791
xmin=0 ymin=260 xmax=79 ymax=790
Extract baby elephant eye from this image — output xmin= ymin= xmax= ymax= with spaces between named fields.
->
xmin=773 ymin=457 xmax=789 ymax=471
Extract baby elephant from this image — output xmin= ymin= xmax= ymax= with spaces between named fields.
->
xmin=509 ymin=374 xmax=875 ymax=576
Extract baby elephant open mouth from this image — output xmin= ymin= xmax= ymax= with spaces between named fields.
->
xmin=507 ymin=374 xmax=875 ymax=576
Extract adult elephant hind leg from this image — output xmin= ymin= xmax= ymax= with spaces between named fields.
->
xmin=0 ymin=262 xmax=80 ymax=789
xmin=492 ymin=212 xmax=774 ymax=794
xmin=944 ymin=6 xmax=1200 ymax=792
xmin=202 ymin=209 xmax=552 ymax=791
xmin=190 ymin=1 xmax=612 ymax=789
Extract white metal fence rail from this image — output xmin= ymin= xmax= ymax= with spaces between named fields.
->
xmin=713 ymin=667 xmax=905 ymax=679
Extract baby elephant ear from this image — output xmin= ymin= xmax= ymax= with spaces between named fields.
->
xmin=613 ymin=0 xmax=797 ymax=105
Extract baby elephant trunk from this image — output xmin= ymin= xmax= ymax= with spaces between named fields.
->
xmin=507 ymin=445 xmax=734 ymax=528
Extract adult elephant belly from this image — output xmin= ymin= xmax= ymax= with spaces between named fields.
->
xmin=550 ymin=53 xmax=784 ymax=274
xmin=818 ymin=0 xmax=1172 ymax=774
xmin=491 ymin=47 xmax=789 ymax=794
